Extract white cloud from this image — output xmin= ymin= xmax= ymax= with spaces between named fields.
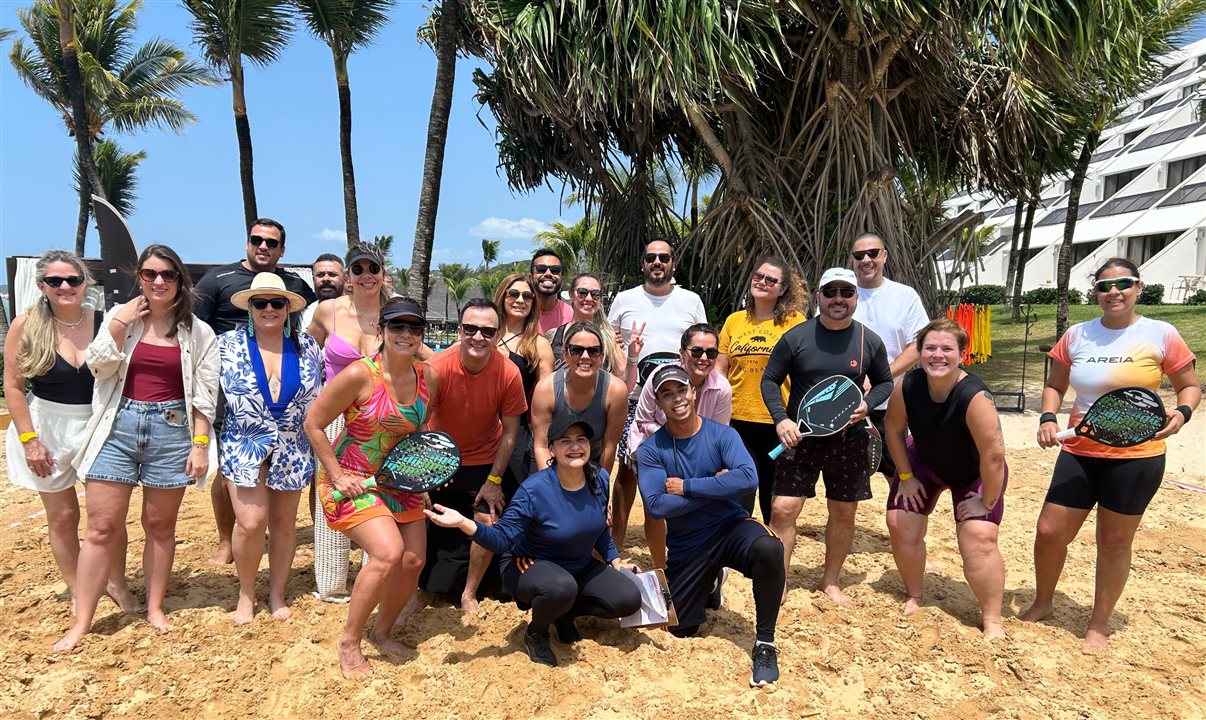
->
xmin=469 ymin=217 xmax=552 ymax=240
xmin=314 ymin=228 xmax=347 ymax=243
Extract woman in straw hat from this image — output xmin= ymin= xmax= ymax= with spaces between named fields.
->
xmin=219 ymin=272 xmax=323 ymax=624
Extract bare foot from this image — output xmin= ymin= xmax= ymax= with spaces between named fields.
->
xmin=337 ymin=636 xmax=372 ymax=680
xmin=820 ymin=584 xmax=853 ymax=608
xmin=1082 ymin=627 xmax=1109 ymax=650
xmin=982 ymin=618 xmax=1008 ymax=640
xmin=53 ymin=627 xmax=86 ymax=653
xmin=393 ymin=593 xmax=421 ymax=628
xmin=460 ymin=592 xmax=479 ymax=613
xmin=268 ymin=596 xmax=292 ymax=620
xmin=367 ymin=632 xmax=407 ymax=658
xmin=106 ymin=584 xmax=144 ymax=614
xmin=208 ymin=542 xmax=234 ymax=566
xmin=232 ymin=597 xmax=256 ymax=625
xmin=1020 ymin=600 xmax=1053 ymax=623
xmin=903 ymin=595 xmax=923 ymax=615
xmin=147 ymin=609 xmax=172 ymax=634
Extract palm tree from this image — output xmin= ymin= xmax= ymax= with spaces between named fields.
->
xmin=445 ymin=276 xmax=474 ymax=317
xmin=436 ymin=261 xmax=471 ymax=319
xmin=532 ymin=218 xmax=600 ymax=279
xmin=393 ymin=265 xmax=410 ymax=295
xmin=408 ymin=0 xmax=460 ymax=308
xmin=10 ymin=0 xmax=216 ymax=253
xmin=0 ymin=29 xmax=14 ymax=42
xmin=184 ymin=0 xmax=293 ymax=231
xmin=480 ymin=238 xmax=499 ymax=270
xmin=74 ymin=139 xmax=146 ymax=215
xmin=295 ymin=0 xmax=393 ymax=247
xmin=474 ymin=268 xmax=504 ymax=300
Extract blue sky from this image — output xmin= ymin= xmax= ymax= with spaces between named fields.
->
xmin=2 ymin=5 xmax=1206 ymax=271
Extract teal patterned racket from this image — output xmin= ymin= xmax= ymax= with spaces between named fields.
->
xmin=331 ymin=431 xmax=461 ymax=500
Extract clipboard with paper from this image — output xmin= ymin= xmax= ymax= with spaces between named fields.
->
xmin=618 ymin=568 xmax=678 ymax=628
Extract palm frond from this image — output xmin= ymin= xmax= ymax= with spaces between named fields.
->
xmin=74 ymin=138 xmax=147 ymax=216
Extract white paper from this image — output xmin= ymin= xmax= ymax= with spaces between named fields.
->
xmin=619 ymin=569 xmax=670 ymax=628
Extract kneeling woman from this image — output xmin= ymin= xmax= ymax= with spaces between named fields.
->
xmin=427 ymin=418 xmax=641 ymax=667
xmin=884 ymin=318 xmax=1008 ymax=638
xmin=304 ymin=298 xmax=438 ymax=680
xmin=219 ymin=273 xmax=323 ymax=624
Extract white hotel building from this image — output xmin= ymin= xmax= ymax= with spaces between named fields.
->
xmin=947 ymin=38 xmax=1206 ymax=303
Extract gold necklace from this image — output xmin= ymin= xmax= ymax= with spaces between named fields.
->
xmin=53 ymin=311 xmax=85 ymax=328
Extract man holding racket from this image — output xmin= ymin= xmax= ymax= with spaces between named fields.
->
xmin=762 ymin=267 xmax=893 ymax=606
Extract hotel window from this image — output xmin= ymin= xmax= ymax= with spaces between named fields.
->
xmin=1143 ymin=97 xmax=1159 ymax=110
xmin=1124 ymin=129 xmax=1144 ymax=145
xmin=1183 ymin=82 xmax=1201 ymax=99
xmin=1103 ymin=168 xmax=1142 ymax=199
xmin=1167 ymin=155 xmax=1206 ymax=187
xmin=1126 ymin=232 xmax=1177 ymax=264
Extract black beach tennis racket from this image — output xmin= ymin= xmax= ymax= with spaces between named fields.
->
xmin=331 ymin=431 xmax=461 ymax=500
xmin=637 ymin=352 xmax=680 ymax=386
xmin=769 ymin=375 xmax=863 ymax=459
xmin=1056 ymin=386 xmax=1166 ymax=448
xmin=863 ymin=419 xmax=883 ymax=472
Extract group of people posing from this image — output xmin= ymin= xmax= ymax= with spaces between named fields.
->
xmin=4 ymin=222 xmax=1198 ymax=688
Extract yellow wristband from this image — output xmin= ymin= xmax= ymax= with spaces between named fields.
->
xmin=18 ymin=431 xmax=38 ymax=444
xmin=191 ymin=435 xmax=210 ymax=446
xmin=486 ymin=474 xmax=503 ymax=486
xmin=897 ymin=471 xmax=914 ymax=482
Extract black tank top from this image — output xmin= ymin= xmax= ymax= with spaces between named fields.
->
xmin=902 ymin=367 xmax=989 ymax=487
xmin=552 ymin=368 xmax=611 ymax=463
xmin=29 ymin=311 xmax=103 ymax=405
xmin=507 ymin=350 xmax=538 ymax=426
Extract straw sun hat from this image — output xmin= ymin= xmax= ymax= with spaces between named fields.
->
xmin=230 ymin=272 xmax=308 ymax=312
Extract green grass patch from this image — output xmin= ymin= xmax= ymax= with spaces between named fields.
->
xmin=970 ymin=305 xmax=1206 ymax=397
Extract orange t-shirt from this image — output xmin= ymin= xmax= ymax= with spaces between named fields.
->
xmin=1049 ymin=317 xmax=1196 ymax=459
xmin=427 ymin=348 xmax=528 ymax=466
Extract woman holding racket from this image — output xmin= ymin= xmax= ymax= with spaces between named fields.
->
xmin=1024 ymin=258 xmax=1199 ymax=649
xmin=217 ymin=273 xmax=322 ymax=624
xmin=304 ymin=297 xmax=441 ymax=679
xmin=883 ymin=318 xmax=1007 ymax=638
xmin=426 ymin=418 xmax=641 ymax=667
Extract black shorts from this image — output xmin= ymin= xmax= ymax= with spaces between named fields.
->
xmin=771 ymin=425 xmax=873 ymax=502
xmin=1046 ymin=451 xmax=1165 ymax=516
xmin=665 ymin=518 xmax=774 ymax=631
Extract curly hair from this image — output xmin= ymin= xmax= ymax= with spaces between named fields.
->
xmin=743 ymin=256 xmax=806 ymax=325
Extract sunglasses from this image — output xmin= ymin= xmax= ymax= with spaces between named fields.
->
xmin=249 ymin=297 xmax=288 ymax=311
xmin=573 ymin=288 xmax=603 ymax=299
xmin=534 ymin=263 xmax=562 ymax=275
xmin=461 ymin=323 xmax=499 ymax=339
xmin=138 ymin=268 xmax=180 ymax=283
xmin=249 ymin=235 xmax=281 ymax=249
xmin=851 ymin=248 xmax=882 ymax=261
xmin=506 ymin=288 xmax=535 ymax=301
xmin=685 ymin=346 xmax=719 ymax=359
xmin=644 ymin=252 xmax=672 ymax=264
xmin=1094 ymin=276 xmax=1140 ymax=293
xmin=567 ymin=343 xmax=604 ymax=359
xmin=385 ymin=319 xmax=425 ymax=334
xmin=752 ymin=271 xmax=781 ymax=287
xmin=821 ymin=286 xmax=857 ymax=299
xmin=350 ymin=262 xmax=381 ymax=275
xmin=41 ymin=275 xmax=86 ymax=288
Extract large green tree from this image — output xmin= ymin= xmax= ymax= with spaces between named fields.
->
xmin=184 ymin=0 xmax=293 ymax=231
xmin=295 ymin=0 xmax=393 ymax=246
xmin=10 ymin=0 xmax=216 ymax=253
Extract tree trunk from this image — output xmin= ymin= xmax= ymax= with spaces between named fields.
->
xmin=1010 ymin=197 xmax=1038 ymax=323
xmin=410 ymin=0 xmax=461 ymax=310
xmin=231 ymin=66 xmax=258 ymax=232
xmin=1003 ymin=196 xmax=1024 ymax=312
xmin=56 ymin=1 xmax=105 ymax=257
xmin=335 ymin=53 xmax=359 ymax=247
xmin=76 ymin=161 xmax=90 ymax=256
xmin=1055 ymin=129 xmax=1100 ymax=339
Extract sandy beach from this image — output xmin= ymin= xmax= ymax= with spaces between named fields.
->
xmin=0 ymin=408 xmax=1203 ymax=719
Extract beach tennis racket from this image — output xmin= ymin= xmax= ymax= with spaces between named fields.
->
xmin=769 ymin=375 xmax=863 ymax=459
xmin=1056 ymin=387 xmax=1166 ymax=448
xmin=863 ymin=419 xmax=883 ymax=473
xmin=331 ymin=431 xmax=461 ymax=500
xmin=637 ymin=352 xmax=680 ymax=386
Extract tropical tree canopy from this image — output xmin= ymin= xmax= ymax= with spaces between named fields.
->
xmin=73 ymin=139 xmax=146 ymax=216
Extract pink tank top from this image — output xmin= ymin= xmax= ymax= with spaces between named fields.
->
xmin=323 ymin=302 xmax=368 ymax=379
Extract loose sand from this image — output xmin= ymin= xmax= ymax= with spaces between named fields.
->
xmin=0 ymin=409 xmax=1203 ymax=719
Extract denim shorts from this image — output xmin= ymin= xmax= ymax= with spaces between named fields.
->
xmin=87 ymin=398 xmax=194 ymax=489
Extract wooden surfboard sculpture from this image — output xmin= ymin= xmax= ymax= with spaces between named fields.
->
xmin=92 ymin=195 xmax=139 ymax=309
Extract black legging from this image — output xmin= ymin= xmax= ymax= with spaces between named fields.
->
xmin=732 ymin=419 xmax=780 ymax=522
xmin=668 ymin=534 xmax=784 ymax=643
xmin=511 ymin=561 xmax=642 ymax=636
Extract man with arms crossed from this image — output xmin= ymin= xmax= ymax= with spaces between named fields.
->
xmin=763 ymin=268 xmax=892 ymax=606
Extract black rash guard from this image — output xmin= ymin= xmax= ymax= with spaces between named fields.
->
xmin=760 ymin=318 xmax=893 ymax=425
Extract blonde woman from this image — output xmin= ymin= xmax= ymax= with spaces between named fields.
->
xmin=3 ymin=250 xmax=138 ymax=615
xmin=547 ymin=272 xmax=626 ymax=376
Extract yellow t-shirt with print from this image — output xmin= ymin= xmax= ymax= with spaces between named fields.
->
xmin=718 ymin=310 xmax=805 ymax=423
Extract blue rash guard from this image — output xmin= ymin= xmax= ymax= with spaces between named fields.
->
xmin=636 ymin=418 xmax=758 ymax=562
xmin=471 ymin=465 xmax=619 ymax=573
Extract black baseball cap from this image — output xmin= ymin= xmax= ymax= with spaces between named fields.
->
xmin=547 ymin=415 xmax=595 ymax=446
xmin=381 ymin=298 xmax=425 ymax=323
xmin=345 ymin=245 xmax=384 ymax=267
xmin=650 ymin=364 xmax=690 ymax=393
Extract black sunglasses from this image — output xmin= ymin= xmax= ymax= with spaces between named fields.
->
xmin=249 ymin=297 xmax=288 ymax=311
xmin=138 ymin=268 xmax=180 ymax=283
xmin=350 ymin=262 xmax=381 ymax=275
xmin=249 ymin=235 xmax=281 ymax=249
xmin=567 ymin=343 xmax=604 ymax=358
xmin=644 ymin=252 xmax=672 ymax=264
xmin=752 ymin=271 xmax=781 ymax=287
xmin=506 ymin=288 xmax=535 ymax=301
xmin=851 ymin=248 xmax=882 ymax=261
xmin=461 ymin=323 xmax=498 ymax=339
xmin=686 ymin=346 xmax=719 ymax=359
xmin=42 ymin=275 xmax=86 ymax=288
xmin=533 ymin=263 xmax=562 ymax=275
xmin=573 ymin=288 xmax=603 ymax=299
xmin=385 ymin=319 xmax=425 ymax=334
xmin=821 ymin=286 xmax=857 ymax=299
